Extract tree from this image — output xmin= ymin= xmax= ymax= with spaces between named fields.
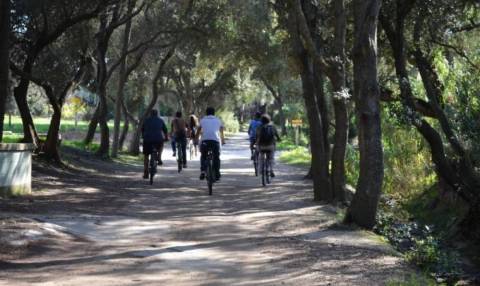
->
xmin=379 ymin=0 xmax=480 ymax=238
xmin=10 ymin=0 xmax=105 ymax=145
xmin=345 ymin=0 xmax=383 ymax=229
xmin=0 ymin=0 xmax=10 ymax=142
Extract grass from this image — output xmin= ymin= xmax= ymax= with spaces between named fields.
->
xmin=278 ymin=146 xmax=311 ymax=167
xmin=386 ymin=273 xmax=442 ymax=286
xmin=2 ymin=116 xmax=121 ymax=135
xmin=113 ymin=153 xmax=143 ymax=165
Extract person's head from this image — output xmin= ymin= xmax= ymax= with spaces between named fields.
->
xmin=261 ymin=114 xmax=271 ymax=125
xmin=254 ymin=111 xmax=261 ymax=120
xmin=190 ymin=114 xmax=198 ymax=127
xmin=206 ymin=107 xmax=215 ymax=116
xmin=175 ymin=111 xmax=182 ymax=118
xmin=150 ymin=109 xmax=158 ymax=117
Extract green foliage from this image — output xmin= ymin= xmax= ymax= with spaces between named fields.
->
xmin=345 ymin=144 xmax=360 ymax=186
xmin=278 ymin=147 xmax=310 ymax=167
xmin=382 ymin=120 xmax=436 ymax=198
xmin=62 ymin=140 xmax=99 ymax=153
xmin=276 ymin=129 xmax=309 ymax=150
xmin=376 ymin=200 xmax=463 ymax=282
xmin=217 ymin=110 xmax=240 ymax=133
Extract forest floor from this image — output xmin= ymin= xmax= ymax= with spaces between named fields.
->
xmin=0 ymin=134 xmax=416 ymax=285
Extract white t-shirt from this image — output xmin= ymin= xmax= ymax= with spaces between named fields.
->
xmin=200 ymin=115 xmax=223 ymax=142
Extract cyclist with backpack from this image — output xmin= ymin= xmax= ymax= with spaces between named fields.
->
xmin=171 ymin=111 xmax=188 ymax=168
xmin=256 ymin=114 xmax=281 ymax=177
xmin=248 ymin=112 xmax=262 ymax=160
xmin=142 ymin=109 xmax=169 ymax=179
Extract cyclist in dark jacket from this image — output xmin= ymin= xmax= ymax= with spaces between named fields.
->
xmin=142 ymin=109 xmax=168 ymax=178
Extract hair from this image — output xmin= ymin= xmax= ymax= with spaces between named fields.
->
xmin=151 ymin=109 xmax=158 ymax=117
xmin=206 ymin=107 xmax=215 ymax=116
xmin=190 ymin=114 xmax=198 ymax=127
xmin=261 ymin=114 xmax=271 ymax=124
xmin=175 ymin=111 xmax=182 ymax=118
xmin=255 ymin=111 xmax=261 ymax=119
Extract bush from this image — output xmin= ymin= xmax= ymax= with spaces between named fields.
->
xmin=218 ymin=110 xmax=239 ymax=133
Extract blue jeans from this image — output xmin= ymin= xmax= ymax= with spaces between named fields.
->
xmin=200 ymin=140 xmax=220 ymax=176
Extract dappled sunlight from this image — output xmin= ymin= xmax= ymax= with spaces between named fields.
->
xmin=0 ymin=134 xmax=410 ymax=285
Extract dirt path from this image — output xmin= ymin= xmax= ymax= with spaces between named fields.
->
xmin=0 ymin=134 xmax=412 ymax=285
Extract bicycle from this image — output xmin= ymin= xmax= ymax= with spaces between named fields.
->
xmin=259 ymin=150 xmax=272 ymax=186
xmin=188 ymin=138 xmax=195 ymax=160
xmin=149 ymin=147 xmax=159 ymax=185
xmin=252 ymin=146 xmax=259 ymax=177
xmin=205 ymin=147 xmax=215 ymax=195
xmin=176 ymin=140 xmax=184 ymax=173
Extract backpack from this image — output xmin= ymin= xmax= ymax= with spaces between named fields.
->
xmin=258 ymin=125 xmax=275 ymax=145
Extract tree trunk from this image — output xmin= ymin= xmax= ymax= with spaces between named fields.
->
xmin=345 ymin=0 xmax=383 ymax=229
xmin=111 ymin=0 xmax=135 ymax=158
xmin=0 ymin=0 xmax=10 ymax=142
xmin=331 ymin=94 xmax=348 ymax=202
xmin=330 ymin=0 xmax=348 ymax=202
xmin=14 ymin=78 xmax=39 ymax=145
xmin=84 ymin=105 xmax=100 ymax=145
xmin=94 ymin=15 xmax=111 ymax=158
xmin=43 ymin=105 xmax=62 ymax=162
xmin=128 ymin=48 xmax=174 ymax=155
xmin=300 ymin=55 xmax=331 ymax=201
xmin=119 ymin=112 xmax=129 ymax=151
xmin=96 ymin=85 xmax=110 ymax=157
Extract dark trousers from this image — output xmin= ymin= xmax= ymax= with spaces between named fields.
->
xmin=176 ymin=136 xmax=187 ymax=165
xmin=200 ymin=140 xmax=220 ymax=176
xmin=171 ymin=136 xmax=176 ymax=153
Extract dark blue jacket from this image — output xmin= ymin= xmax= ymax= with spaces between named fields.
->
xmin=142 ymin=116 xmax=167 ymax=142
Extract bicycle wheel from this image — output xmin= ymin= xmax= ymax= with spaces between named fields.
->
xmin=266 ymin=153 xmax=271 ymax=185
xmin=177 ymin=143 xmax=183 ymax=173
xmin=207 ymin=158 xmax=213 ymax=195
xmin=149 ymin=153 xmax=157 ymax=185
xmin=261 ymin=153 xmax=266 ymax=187
xmin=189 ymin=140 xmax=194 ymax=160
xmin=253 ymin=151 xmax=258 ymax=176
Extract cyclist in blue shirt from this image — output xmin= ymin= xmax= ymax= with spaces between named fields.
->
xmin=248 ymin=112 xmax=262 ymax=159
xmin=142 ymin=109 xmax=168 ymax=179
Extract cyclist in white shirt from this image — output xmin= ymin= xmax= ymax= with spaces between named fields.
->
xmin=196 ymin=107 xmax=225 ymax=181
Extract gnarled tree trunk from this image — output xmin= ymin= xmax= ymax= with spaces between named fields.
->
xmin=345 ymin=0 xmax=383 ymax=229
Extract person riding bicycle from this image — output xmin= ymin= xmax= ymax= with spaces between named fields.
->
xmin=142 ymin=109 xmax=168 ymax=179
xmin=248 ymin=112 xmax=262 ymax=159
xmin=196 ymin=107 xmax=225 ymax=181
xmin=171 ymin=111 xmax=188 ymax=168
xmin=188 ymin=114 xmax=199 ymax=157
xmin=256 ymin=114 xmax=281 ymax=177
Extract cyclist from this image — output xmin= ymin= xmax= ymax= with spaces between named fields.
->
xmin=188 ymin=114 xmax=199 ymax=157
xmin=196 ymin=107 xmax=225 ymax=181
xmin=256 ymin=114 xmax=281 ymax=177
xmin=171 ymin=111 xmax=188 ymax=168
xmin=142 ymin=109 xmax=168 ymax=179
xmin=248 ymin=112 xmax=262 ymax=159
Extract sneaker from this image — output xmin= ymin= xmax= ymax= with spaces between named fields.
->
xmin=172 ymin=152 xmax=176 ymax=157
xmin=270 ymin=171 xmax=275 ymax=178
xmin=199 ymin=172 xmax=206 ymax=180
